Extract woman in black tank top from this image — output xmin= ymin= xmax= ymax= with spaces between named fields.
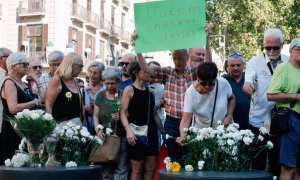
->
xmin=45 ymin=52 xmax=84 ymax=125
xmin=120 ymin=62 xmax=165 ymax=180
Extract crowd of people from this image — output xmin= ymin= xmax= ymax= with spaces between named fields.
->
xmin=0 ymin=26 xmax=299 ymax=180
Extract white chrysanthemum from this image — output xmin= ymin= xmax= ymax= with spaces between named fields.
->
xmin=267 ymin=141 xmax=274 ymax=149
xmin=22 ymin=109 xmax=31 ymax=116
xmin=34 ymin=109 xmax=45 ymax=116
xmin=165 ymin=134 xmax=173 ymax=140
xmin=196 ymin=134 xmax=204 ymax=141
xmin=185 ymin=165 xmax=194 ymax=171
xmin=189 ymin=126 xmax=194 ymax=132
xmin=30 ymin=112 xmax=40 ymax=120
xmin=227 ymin=139 xmax=235 ymax=146
xmin=97 ymin=124 xmax=104 ymax=130
xmin=4 ymin=159 xmax=11 ymax=167
xmin=258 ymin=135 xmax=264 ymax=141
xmin=259 ymin=127 xmax=267 ymax=135
xmin=65 ymin=161 xmax=77 ymax=168
xmin=218 ymin=139 xmax=225 ymax=146
xmin=63 ymin=125 xmax=68 ymax=130
xmin=94 ymin=136 xmax=103 ymax=145
xmin=183 ymin=128 xmax=188 ymax=133
xmin=18 ymin=138 xmax=27 ymax=151
xmin=243 ymin=137 xmax=253 ymax=145
xmin=81 ymin=137 xmax=86 ymax=143
xmin=75 ymin=125 xmax=81 ymax=130
xmin=15 ymin=112 xmax=24 ymax=119
xmin=166 ymin=162 xmax=172 ymax=172
xmin=11 ymin=153 xmax=29 ymax=167
xmin=66 ymin=121 xmax=76 ymax=127
xmin=273 ymin=176 xmax=277 ymax=180
xmin=198 ymin=160 xmax=205 ymax=170
xmin=202 ymin=149 xmax=210 ymax=158
xmin=232 ymin=132 xmax=242 ymax=141
xmin=105 ymin=128 xmax=113 ymax=135
xmin=72 ymin=136 xmax=79 ymax=140
xmin=65 ymin=129 xmax=74 ymax=138
xmin=217 ymin=120 xmax=222 ymax=125
xmin=163 ymin=157 xmax=171 ymax=164
xmin=192 ymin=127 xmax=198 ymax=133
xmin=80 ymin=129 xmax=90 ymax=137
xmin=43 ymin=113 xmax=53 ymax=121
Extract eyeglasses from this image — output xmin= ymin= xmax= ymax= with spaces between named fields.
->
xmin=49 ymin=63 xmax=61 ymax=67
xmin=198 ymin=80 xmax=216 ymax=87
xmin=228 ymin=51 xmax=242 ymax=57
xmin=73 ymin=64 xmax=84 ymax=68
xmin=0 ymin=55 xmax=9 ymax=58
xmin=118 ymin=62 xmax=130 ymax=67
xmin=31 ymin=65 xmax=42 ymax=70
xmin=105 ymin=82 xmax=116 ymax=86
xmin=264 ymin=46 xmax=281 ymax=51
xmin=15 ymin=62 xmax=29 ymax=68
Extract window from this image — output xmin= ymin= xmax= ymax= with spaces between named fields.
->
xmin=27 ymin=24 xmax=43 ymax=52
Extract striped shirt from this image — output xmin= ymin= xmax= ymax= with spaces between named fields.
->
xmin=154 ymin=66 xmax=196 ymax=119
xmin=39 ymin=73 xmax=52 ymax=91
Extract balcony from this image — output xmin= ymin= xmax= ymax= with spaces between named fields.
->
xmin=86 ymin=11 xmax=100 ymax=29
xmin=120 ymin=30 xmax=131 ymax=45
xmin=122 ymin=0 xmax=130 ymax=10
xmin=111 ymin=25 xmax=121 ymax=40
xmin=18 ymin=0 xmax=46 ymax=18
xmin=100 ymin=18 xmax=111 ymax=35
xmin=70 ymin=3 xmax=86 ymax=23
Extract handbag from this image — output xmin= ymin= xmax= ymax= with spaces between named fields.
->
xmin=128 ymin=87 xmax=151 ymax=146
xmin=154 ymin=143 xmax=168 ymax=180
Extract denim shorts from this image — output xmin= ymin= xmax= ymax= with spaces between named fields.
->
xmin=279 ymin=111 xmax=300 ymax=167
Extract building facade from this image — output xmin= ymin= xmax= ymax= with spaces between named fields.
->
xmin=0 ymin=0 xmax=134 ymax=70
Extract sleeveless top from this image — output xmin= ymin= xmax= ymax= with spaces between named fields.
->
xmin=1 ymin=78 xmax=37 ymax=117
xmin=128 ymin=85 xmax=155 ymax=129
xmin=52 ymin=77 xmax=81 ymax=122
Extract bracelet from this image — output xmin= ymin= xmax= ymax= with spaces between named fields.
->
xmin=34 ymin=99 xmax=39 ymax=106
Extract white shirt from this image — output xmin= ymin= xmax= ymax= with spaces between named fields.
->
xmin=183 ymin=77 xmax=232 ymax=128
xmin=245 ymin=53 xmax=289 ymax=128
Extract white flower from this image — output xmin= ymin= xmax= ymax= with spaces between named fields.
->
xmin=96 ymin=124 xmax=104 ymax=130
xmin=185 ymin=165 xmax=193 ymax=171
xmin=105 ymin=128 xmax=113 ymax=135
xmin=183 ymin=128 xmax=188 ymax=133
xmin=196 ymin=134 xmax=204 ymax=141
xmin=94 ymin=136 xmax=103 ymax=145
xmin=18 ymin=138 xmax=27 ymax=151
xmin=217 ymin=120 xmax=222 ymax=125
xmin=273 ymin=176 xmax=277 ymax=180
xmin=81 ymin=137 xmax=86 ymax=143
xmin=258 ymin=135 xmax=264 ymax=141
xmin=232 ymin=132 xmax=242 ymax=141
xmin=80 ymin=129 xmax=90 ymax=137
xmin=63 ymin=125 xmax=68 ymax=130
xmin=43 ymin=113 xmax=53 ymax=121
xmin=166 ymin=162 xmax=172 ymax=171
xmin=243 ymin=137 xmax=253 ymax=145
xmin=227 ymin=139 xmax=235 ymax=146
xmin=72 ymin=136 xmax=79 ymax=140
xmin=15 ymin=112 xmax=24 ymax=119
xmin=198 ymin=160 xmax=205 ymax=170
xmin=65 ymin=129 xmax=74 ymax=138
xmin=65 ymin=161 xmax=77 ymax=168
xmin=30 ymin=112 xmax=40 ymax=120
xmin=22 ymin=109 xmax=31 ymax=116
xmin=66 ymin=121 xmax=76 ymax=127
xmin=11 ymin=153 xmax=30 ymax=167
xmin=163 ymin=157 xmax=171 ymax=164
xmin=166 ymin=134 xmax=173 ymax=140
xmin=267 ymin=141 xmax=274 ymax=149
xmin=202 ymin=149 xmax=210 ymax=158
xmin=4 ymin=159 xmax=11 ymax=167
xmin=259 ymin=127 xmax=267 ymax=135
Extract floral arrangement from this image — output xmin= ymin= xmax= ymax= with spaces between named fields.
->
xmin=5 ymin=152 xmax=30 ymax=167
xmin=163 ymin=157 xmax=181 ymax=172
xmin=53 ymin=121 xmax=103 ymax=166
xmin=181 ymin=122 xmax=273 ymax=172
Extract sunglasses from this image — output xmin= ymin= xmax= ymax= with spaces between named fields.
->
xmin=198 ymin=80 xmax=216 ymax=87
xmin=49 ymin=63 xmax=61 ymax=67
xmin=31 ymin=65 xmax=42 ymax=70
xmin=118 ymin=62 xmax=130 ymax=67
xmin=228 ymin=51 xmax=242 ymax=57
xmin=15 ymin=62 xmax=29 ymax=68
xmin=264 ymin=46 xmax=281 ymax=51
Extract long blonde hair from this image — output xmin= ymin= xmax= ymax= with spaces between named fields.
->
xmin=55 ymin=52 xmax=82 ymax=79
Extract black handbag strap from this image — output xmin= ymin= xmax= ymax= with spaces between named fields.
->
xmin=147 ymin=88 xmax=150 ymax=126
xmin=267 ymin=62 xmax=273 ymax=75
xmin=210 ymin=79 xmax=218 ymax=127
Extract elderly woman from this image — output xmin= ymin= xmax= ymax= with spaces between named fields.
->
xmin=120 ymin=62 xmax=165 ymax=180
xmin=93 ymin=67 xmax=128 ymax=179
xmin=0 ymin=52 xmax=43 ymax=165
xmin=45 ymin=52 xmax=84 ymax=125
xmin=177 ymin=62 xmax=236 ymax=144
xmin=84 ymin=61 xmax=105 ymax=134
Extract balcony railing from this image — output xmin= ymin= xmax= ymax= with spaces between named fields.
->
xmin=111 ymin=25 xmax=121 ymax=39
xmin=18 ymin=0 xmax=46 ymax=17
xmin=70 ymin=3 xmax=86 ymax=23
xmin=121 ymin=30 xmax=131 ymax=45
xmin=86 ymin=11 xmax=100 ymax=29
xmin=100 ymin=18 xmax=111 ymax=35
xmin=122 ymin=0 xmax=130 ymax=10
xmin=29 ymin=51 xmax=47 ymax=65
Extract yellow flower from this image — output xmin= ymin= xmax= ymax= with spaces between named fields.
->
xmin=171 ymin=162 xmax=181 ymax=172
xmin=65 ymin=92 xmax=72 ymax=101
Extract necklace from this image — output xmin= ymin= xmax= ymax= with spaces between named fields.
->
xmin=10 ymin=76 xmax=27 ymax=87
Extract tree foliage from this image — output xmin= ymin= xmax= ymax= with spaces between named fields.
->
xmin=206 ymin=0 xmax=300 ymax=61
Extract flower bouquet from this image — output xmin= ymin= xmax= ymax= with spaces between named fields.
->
xmin=181 ymin=122 xmax=273 ymax=172
xmin=53 ymin=121 xmax=103 ymax=167
xmin=7 ymin=109 xmax=56 ymax=166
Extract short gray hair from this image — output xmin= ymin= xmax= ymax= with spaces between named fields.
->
xmin=102 ymin=67 xmax=121 ymax=82
xmin=48 ymin=50 xmax=64 ymax=62
xmin=88 ymin=61 xmax=105 ymax=72
xmin=6 ymin=52 xmax=28 ymax=73
xmin=264 ymin=28 xmax=284 ymax=44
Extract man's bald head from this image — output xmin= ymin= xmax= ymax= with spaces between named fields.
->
xmin=0 ymin=47 xmax=13 ymax=71
xmin=189 ymin=47 xmax=206 ymax=67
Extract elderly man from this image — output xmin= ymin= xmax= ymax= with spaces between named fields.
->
xmin=39 ymin=50 xmax=64 ymax=90
xmin=223 ymin=51 xmax=250 ymax=130
xmin=27 ymin=58 xmax=43 ymax=88
xmin=243 ymin=28 xmax=289 ymax=174
xmin=267 ymin=38 xmax=300 ymax=180
xmin=0 ymin=48 xmax=12 ymax=134
xmin=118 ymin=52 xmax=137 ymax=91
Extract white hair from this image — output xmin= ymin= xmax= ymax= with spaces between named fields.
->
xmin=6 ymin=52 xmax=27 ymax=73
xmin=48 ymin=50 xmax=65 ymax=62
xmin=88 ymin=61 xmax=105 ymax=72
xmin=264 ymin=28 xmax=284 ymax=44
xmin=102 ymin=67 xmax=121 ymax=82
